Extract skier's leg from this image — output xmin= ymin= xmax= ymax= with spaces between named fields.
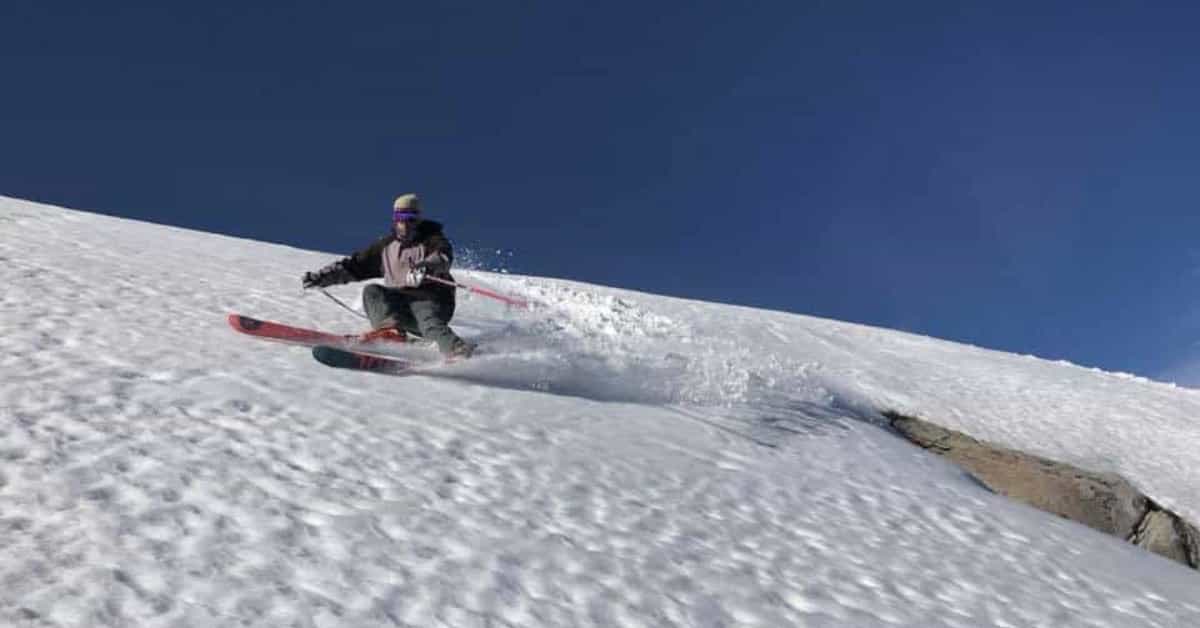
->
xmin=410 ymin=299 xmax=468 ymax=355
xmin=362 ymin=284 xmax=418 ymax=331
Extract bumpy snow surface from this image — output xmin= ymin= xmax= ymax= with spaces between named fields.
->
xmin=3 ymin=196 xmax=1200 ymax=627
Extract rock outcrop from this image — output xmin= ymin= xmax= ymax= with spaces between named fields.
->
xmin=885 ymin=411 xmax=1200 ymax=570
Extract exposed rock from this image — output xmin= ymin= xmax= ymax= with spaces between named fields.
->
xmin=885 ymin=411 xmax=1199 ymax=570
xmin=1134 ymin=508 xmax=1200 ymax=568
xmin=1132 ymin=511 xmax=1189 ymax=563
xmin=1185 ymin=519 xmax=1200 ymax=567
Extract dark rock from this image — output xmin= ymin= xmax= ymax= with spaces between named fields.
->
xmin=885 ymin=411 xmax=1199 ymax=570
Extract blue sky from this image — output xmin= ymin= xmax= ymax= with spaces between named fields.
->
xmin=4 ymin=1 xmax=1199 ymax=384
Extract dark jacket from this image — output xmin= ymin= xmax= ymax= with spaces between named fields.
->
xmin=338 ymin=220 xmax=456 ymax=304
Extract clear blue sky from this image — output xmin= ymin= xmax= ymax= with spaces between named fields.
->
xmin=4 ymin=1 xmax=1199 ymax=384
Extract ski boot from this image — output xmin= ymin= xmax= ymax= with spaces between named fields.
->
xmin=446 ymin=339 xmax=476 ymax=362
xmin=358 ymin=327 xmax=409 ymax=345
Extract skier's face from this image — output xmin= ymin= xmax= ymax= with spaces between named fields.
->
xmin=393 ymin=211 xmax=420 ymax=240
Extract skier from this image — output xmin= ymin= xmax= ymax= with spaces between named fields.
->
xmin=301 ymin=194 xmax=474 ymax=359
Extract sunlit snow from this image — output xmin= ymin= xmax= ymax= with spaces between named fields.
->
xmin=2 ymin=196 xmax=1199 ymax=627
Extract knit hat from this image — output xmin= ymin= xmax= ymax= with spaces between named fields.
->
xmin=393 ymin=194 xmax=421 ymax=213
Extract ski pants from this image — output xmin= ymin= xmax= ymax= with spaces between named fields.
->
xmin=362 ymin=284 xmax=462 ymax=355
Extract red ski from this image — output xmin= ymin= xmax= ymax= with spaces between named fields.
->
xmin=227 ymin=313 xmax=359 ymax=347
xmin=226 ymin=313 xmax=422 ymax=356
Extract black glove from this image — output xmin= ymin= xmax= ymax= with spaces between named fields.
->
xmin=302 ymin=261 xmax=354 ymax=289
xmin=412 ymin=252 xmax=451 ymax=274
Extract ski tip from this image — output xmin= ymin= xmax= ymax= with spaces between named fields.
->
xmin=311 ymin=345 xmax=342 ymax=365
xmin=227 ymin=313 xmax=263 ymax=333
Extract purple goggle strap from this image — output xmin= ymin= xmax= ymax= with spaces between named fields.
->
xmin=393 ymin=210 xmax=421 ymax=222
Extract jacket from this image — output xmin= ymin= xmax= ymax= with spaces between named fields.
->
xmin=338 ymin=220 xmax=456 ymax=303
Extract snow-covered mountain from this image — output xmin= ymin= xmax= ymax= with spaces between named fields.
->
xmin=3 ymin=195 xmax=1199 ymax=627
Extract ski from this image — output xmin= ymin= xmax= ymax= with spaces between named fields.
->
xmin=227 ymin=313 xmax=358 ymax=348
xmin=226 ymin=313 xmax=428 ymax=357
xmin=311 ymin=345 xmax=416 ymax=375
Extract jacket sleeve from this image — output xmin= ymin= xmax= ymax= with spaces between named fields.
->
xmin=417 ymin=224 xmax=453 ymax=273
xmin=338 ymin=234 xmax=393 ymax=281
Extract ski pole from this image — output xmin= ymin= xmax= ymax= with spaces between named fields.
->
xmin=425 ymin=275 xmax=530 ymax=308
xmin=317 ymin=287 xmax=369 ymax=319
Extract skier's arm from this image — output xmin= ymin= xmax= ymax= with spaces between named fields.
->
xmin=338 ymin=235 xmax=392 ymax=280
xmin=301 ymin=235 xmax=391 ymax=288
xmin=415 ymin=231 xmax=453 ymax=274
xmin=302 ymin=262 xmax=354 ymax=289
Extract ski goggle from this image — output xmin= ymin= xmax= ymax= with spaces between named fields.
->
xmin=393 ymin=210 xmax=421 ymax=223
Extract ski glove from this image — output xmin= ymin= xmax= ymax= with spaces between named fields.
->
xmin=302 ymin=261 xmax=354 ymax=289
xmin=414 ymin=252 xmax=451 ymax=274
xmin=401 ymin=264 xmax=426 ymax=288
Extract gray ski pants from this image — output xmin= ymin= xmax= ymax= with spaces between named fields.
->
xmin=362 ymin=284 xmax=462 ymax=355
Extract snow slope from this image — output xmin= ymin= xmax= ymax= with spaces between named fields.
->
xmin=2 ymin=196 xmax=1199 ymax=627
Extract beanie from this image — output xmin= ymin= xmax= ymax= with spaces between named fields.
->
xmin=393 ymin=194 xmax=421 ymax=213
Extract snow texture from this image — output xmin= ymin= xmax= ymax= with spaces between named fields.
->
xmin=2 ymin=196 xmax=1199 ymax=627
